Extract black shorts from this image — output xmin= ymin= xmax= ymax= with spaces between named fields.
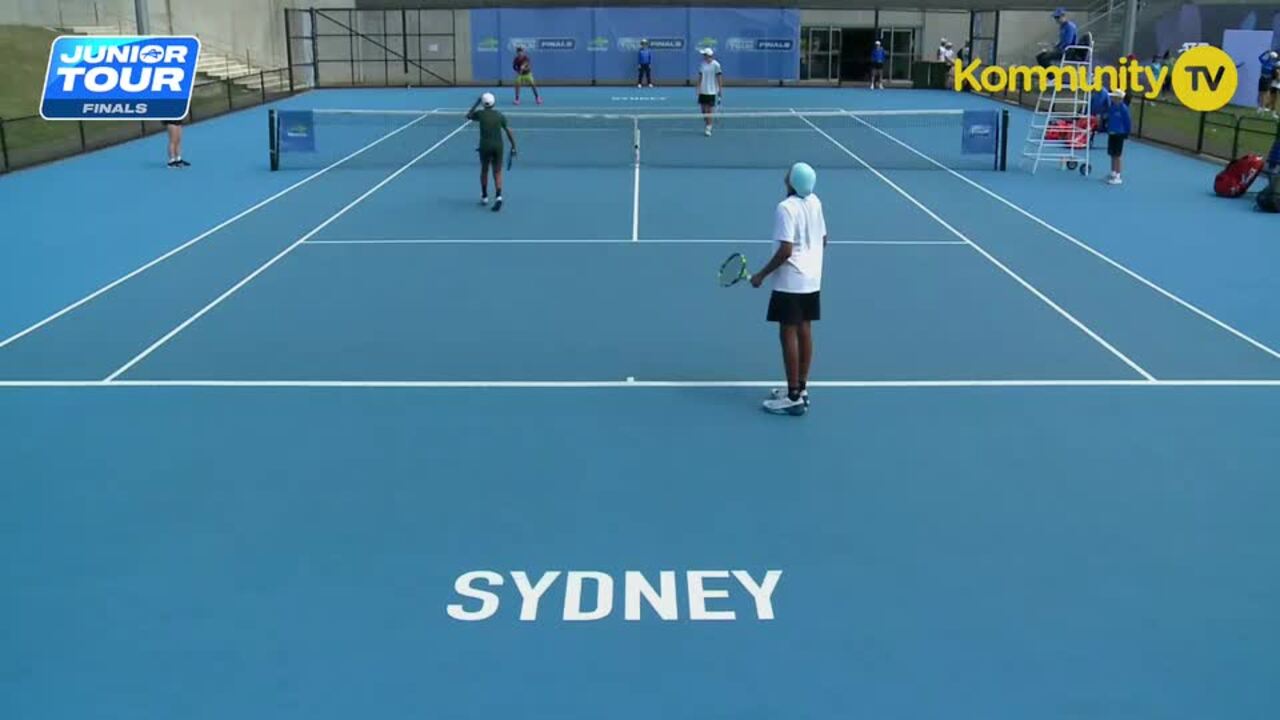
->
xmin=870 ymin=62 xmax=884 ymax=70
xmin=163 ymin=118 xmax=184 ymax=127
xmin=1107 ymin=134 xmax=1127 ymax=157
xmin=478 ymin=146 xmax=503 ymax=166
xmin=698 ymin=93 xmax=717 ymax=106
xmin=1261 ymin=76 xmax=1275 ymax=93
xmin=767 ymin=291 xmax=820 ymax=324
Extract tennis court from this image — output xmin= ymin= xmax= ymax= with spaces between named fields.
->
xmin=2 ymin=85 xmax=1279 ymax=719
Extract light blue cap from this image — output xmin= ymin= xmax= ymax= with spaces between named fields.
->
xmin=789 ymin=162 xmax=817 ymax=197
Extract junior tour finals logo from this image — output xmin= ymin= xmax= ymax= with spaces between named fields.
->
xmin=40 ymin=35 xmax=200 ymax=120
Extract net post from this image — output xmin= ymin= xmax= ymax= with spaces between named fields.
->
xmin=268 ymin=109 xmax=279 ymax=171
xmin=998 ymin=109 xmax=1009 ymax=171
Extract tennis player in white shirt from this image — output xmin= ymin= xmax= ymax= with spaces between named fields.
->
xmin=696 ymin=48 xmax=723 ymax=136
xmin=751 ymin=162 xmax=827 ymax=416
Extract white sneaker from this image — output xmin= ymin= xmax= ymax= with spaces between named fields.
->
xmin=704 ymin=126 xmax=712 ymax=137
xmin=762 ymin=396 xmax=807 ymax=416
xmin=648 ymin=83 xmax=655 ymax=88
xmin=1106 ymin=174 xmax=1122 ymax=185
xmin=480 ymin=196 xmax=489 ymax=205
xmin=637 ymin=84 xmax=642 ymax=88
xmin=769 ymin=388 xmax=810 ymax=406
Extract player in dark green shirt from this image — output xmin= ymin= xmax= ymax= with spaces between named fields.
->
xmin=467 ymin=92 xmax=517 ymax=211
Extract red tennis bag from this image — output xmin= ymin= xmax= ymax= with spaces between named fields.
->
xmin=1045 ymin=119 xmax=1092 ymax=149
xmin=1214 ymin=154 xmax=1265 ymax=198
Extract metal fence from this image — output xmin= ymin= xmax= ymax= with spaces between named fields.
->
xmin=0 ymin=69 xmax=300 ymax=174
xmin=286 ymin=8 xmax=460 ymax=88
xmin=984 ymin=86 xmax=1280 ymax=164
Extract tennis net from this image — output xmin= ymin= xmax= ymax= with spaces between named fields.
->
xmin=269 ymin=108 xmax=1008 ymax=172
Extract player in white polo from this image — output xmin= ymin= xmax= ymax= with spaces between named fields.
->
xmin=696 ymin=47 xmax=722 ymax=136
xmin=751 ymin=162 xmax=826 ymax=416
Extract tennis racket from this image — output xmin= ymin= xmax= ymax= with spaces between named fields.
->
xmin=718 ymin=252 xmax=750 ymax=287
xmin=507 ymin=147 xmax=516 ymax=171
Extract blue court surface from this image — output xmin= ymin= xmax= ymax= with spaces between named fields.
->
xmin=2 ymin=87 xmax=1279 ymax=719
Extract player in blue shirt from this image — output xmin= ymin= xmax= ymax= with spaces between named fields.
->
xmin=1037 ymin=8 xmax=1079 ymax=67
xmin=869 ymin=41 xmax=886 ymax=89
xmin=1258 ymin=50 xmax=1279 ymax=116
xmin=1103 ymin=89 xmax=1130 ymax=185
xmin=637 ymin=40 xmax=654 ymax=88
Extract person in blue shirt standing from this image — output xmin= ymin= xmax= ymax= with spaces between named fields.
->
xmin=869 ymin=40 xmax=886 ymax=89
xmin=637 ymin=39 xmax=654 ymax=88
xmin=1037 ymin=8 xmax=1079 ymax=67
xmin=1103 ymin=89 xmax=1130 ymax=185
xmin=1258 ymin=50 xmax=1278 ymax=116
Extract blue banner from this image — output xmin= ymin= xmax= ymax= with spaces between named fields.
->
xmin=961 ymin=110 xmax=999 ymax=156
xmin=277 ymin=110 xmax=316 ymax=153
xmin=469 ymin=7 xmax=800 ymax=84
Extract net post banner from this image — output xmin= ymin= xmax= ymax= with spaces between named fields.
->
xmin=277 ymin=110 xmax=316 ymax=153
xmin=961 ymin=110 xmax=999 ymax=156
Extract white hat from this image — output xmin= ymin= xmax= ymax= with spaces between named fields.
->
xmin=1107 ymin=87 xmax=1125 ymax=97
xmin=700 ymin=47 xmax=714 ymax=56
xmin=480 ymin=92 xmax=496 ymax=107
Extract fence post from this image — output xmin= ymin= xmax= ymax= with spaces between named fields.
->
xmin=78 ymin=120 xmax=87 ymax=152
xmin=226 ymin=76 xmax=233 ymax=110
xmin=0 ymin=118 xmax=9 ymax=173
xmin=1196 ymin=112 xmax=1206 ymax=154
xmin=310 ymin=8 xmax=320 ymax=87
xmin=284 ymin=9 xmax=296 ymax=93
xmin=402 ymin=8 xmax=409 ymax=78
xmin=261 ymin=70 xmax=267 ymax=103
xmin=1136 ymin=97 xmax=1144 ymax=137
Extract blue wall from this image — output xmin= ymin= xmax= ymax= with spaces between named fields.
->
xmin=469 ymin=7 xmax=800 ymax=83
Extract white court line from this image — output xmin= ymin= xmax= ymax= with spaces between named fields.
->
xmin=1 ymin=379 xmax=1277 ymax=389
xmin=791 ymin=109 xmax=1156 ymax=382
xmin=0 ymin=111 xmax=442 ymax=352
xmin=102 ymin=121 xmax=472 ymax=383
xmin=302 ymin=238 xmax=968 ymax=246
xmin=847 ymin=111 xmax=1280 ymax=362
xmin=632 ymin=118 xmax=641 ymax=242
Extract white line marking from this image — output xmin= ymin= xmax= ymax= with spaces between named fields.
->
xmin=632 ymin=119 xmax=641 ymax=242
xmin=0 ymin=111 xmax=442 ymax=352
xmin=0 ymin=379 xmax=1277 ymax=389
xmin=302 ymin=238 xmax=967 ymax=246
xmin=791 ymin=109 xmax=1156 ymax=382
xmin=847 ymin=111 xmax=1280 ymax=362
xmin=103 ymin=121 xmax=471 ymax=383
